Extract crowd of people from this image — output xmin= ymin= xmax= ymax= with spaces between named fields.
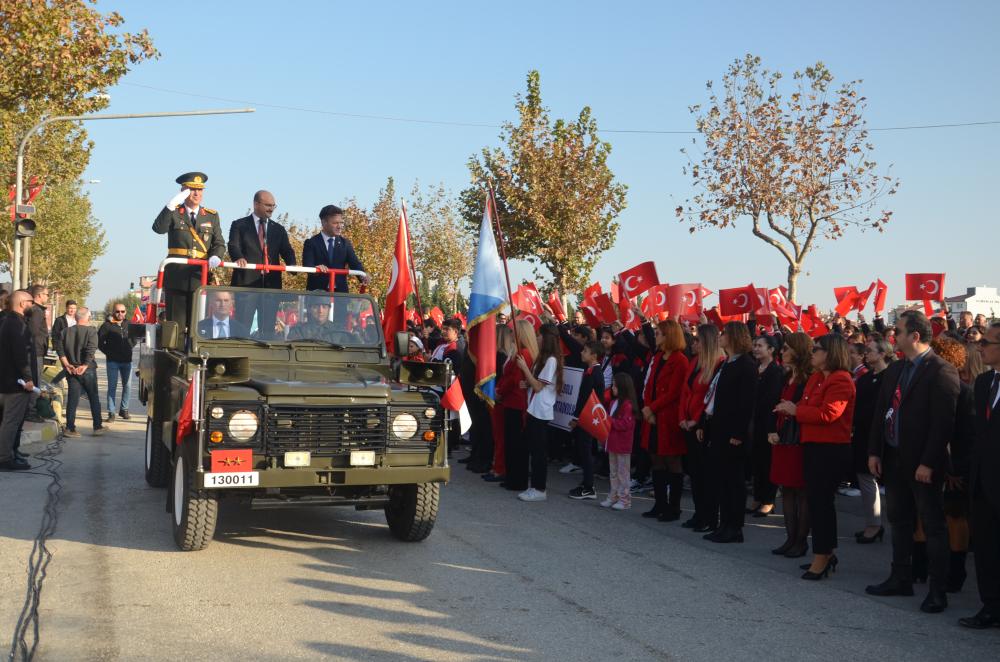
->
xmin=402 ymin=304 xmax=1000 ymax=629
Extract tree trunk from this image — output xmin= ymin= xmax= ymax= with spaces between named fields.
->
xmin=787 ymin=263 xmax=801 ymax=304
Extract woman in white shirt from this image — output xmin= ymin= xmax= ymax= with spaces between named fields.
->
xmin=515 ymin=324 xmax=564 ymax=502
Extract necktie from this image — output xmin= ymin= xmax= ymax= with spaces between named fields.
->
xmin=216 ymin=320 xmax=226 ymax=339
xmin=258 ymin=220 xmax=267 ymax=264
xmin=988 ymin=373 xmax=999 ymax=421
xmin=327 ymin=237 xmax=334 ymax=263
xmin=190 ymin=211 xmax=197 ymax=225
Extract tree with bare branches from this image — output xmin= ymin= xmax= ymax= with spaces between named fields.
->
xmin=676 ymin=54 xmax=898 ymax=302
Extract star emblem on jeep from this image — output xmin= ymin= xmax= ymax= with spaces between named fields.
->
xmin=222 ymin=456 xmax=244 ymax=467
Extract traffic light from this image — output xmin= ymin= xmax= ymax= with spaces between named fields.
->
xmin=15 ymin=216 xmax=36 ymax=238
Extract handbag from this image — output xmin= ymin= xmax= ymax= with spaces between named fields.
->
xmin=777 ymin=417 xmax=801 ymax=446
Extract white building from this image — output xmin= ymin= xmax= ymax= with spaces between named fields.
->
xmin=945 ymin=286 xmax=1000 ymax=321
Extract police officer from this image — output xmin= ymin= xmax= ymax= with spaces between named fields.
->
xmin=152 ymin=172 xmax=226 ymax=332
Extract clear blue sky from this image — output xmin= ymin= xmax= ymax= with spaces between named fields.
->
xmin=80 ymin=0 xmax=999 ymax=312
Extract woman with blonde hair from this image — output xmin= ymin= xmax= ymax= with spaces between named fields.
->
xmin=485 ymin=324 xmax=518 ymax=482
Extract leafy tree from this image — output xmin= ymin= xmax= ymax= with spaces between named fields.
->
xmin=102 ymin=291 xmax=142 ymax=319
xmin=676 ymin=55 xmax=898 ymax=302
xmin=348 ymin=179 xmax=400 ymax=308
xmin=1 ymin=0 xmax=157 ymax=276
xmin=409 ymin=182 xmax=473 ymax=315
xmin=460 ymin=71 xmax=627 ymax=294
xmin=9 ymin=180 xmax=107 ymax=301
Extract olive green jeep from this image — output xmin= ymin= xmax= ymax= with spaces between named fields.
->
xmin=137 ymin=283 xmax=450 ymax=551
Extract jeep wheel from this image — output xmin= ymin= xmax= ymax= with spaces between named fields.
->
xmin=385 ymin=483 xmax=439 ymax=542
xmin=144 ymin=418 xmax=170 ymax=488
xmin=171 ymin=454 xmax=218 ymax=551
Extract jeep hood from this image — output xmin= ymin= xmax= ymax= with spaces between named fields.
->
xmin=244 ymin=363 xmax=393 ymax=397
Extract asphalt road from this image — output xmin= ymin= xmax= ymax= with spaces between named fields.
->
xmin=3 ymin=389 xmax=1000 ymax=661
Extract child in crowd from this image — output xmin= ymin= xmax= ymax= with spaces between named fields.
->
xmin=568 ymin=341 xmax=606 ymax=500
xmin=406 ymin=335 xmax=426 ymax=362
xmin=603 ymin=371 xmax=637 ymax=510
xmin=515 ymin=324 xmax=564 ymax=502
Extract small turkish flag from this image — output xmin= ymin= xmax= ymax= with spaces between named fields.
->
xmin=610 ymin=281 xmax=621 ymax=304
xmin=754 ymin=287 xmax=772 ymax=316
xmin=130 ymin=307 xmax=145 ymax=323
xmin=618 ymin=261 xmax=659 ymax=298
xmin=873 ymin=279 xmax=888 ymax=314
xmin=584 ymin=282 xmax=603 ymax=301
xmin=644 ymin=284 xmax=671 ymax=316
xmin=592 ymin=293 xmax=619 ymax=324
xmin=577 ymin=390 xmax=611 ymax=442
xmin=547 ymin=290 xmax=567 ymax=322
xmin=440 ymin=376 xmax=471 ymax=435
xmin=833 ymin=286 xmax=860 ymax=317
xmin=667 ymin=283 xmax=702 ymax=321
xmin=512 ymin=283 xmax=544 ymax=315
xmin=618 ymin=293 xmax=641 ymax=331
xmin=429 ymin=307 xmax=445 ymax=327
xmin=210 ymin=448 xmax=253 ymax=473
xmin=855 ymin=281 xmax=877 ymax=311
xmin=905 ymin=273 xmax=945 ymax=302
xmin=517 ymin=311 xmax=542 ymax=332
xmin=719 ymin=284 xmax=757 ymax=316
xmin=801 ymin=305 xmax=829 ymax=338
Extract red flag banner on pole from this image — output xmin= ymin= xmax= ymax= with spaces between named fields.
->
xmin=381 ymin=207 xmax=415 ymax=354
xmin=517 ymin=311 xmax=542 ymax=332
xmin=592 ymin=293 xmax=619 ymax=324
xmin=873 ymin=279 xmax=888 ymax=315
xmin=719 ymin=284 xmax=757 ymax=316
xmin=833 ymin=286 xmax=860 ymax=317
xmin=576 ymin=390 xmax=611 ymax=443
xmin=905 ymin=273 xmax=946 ymax=302
xmin=667 ymin=284 xmax=702 ymax=321
xmin=547 ymin=290 xmax=567 ymax=322
xmin=645 ymin=284 xmax=670 ymax=316
xmin=618 ymin=293 xmax=641 ymax=331
xmin=618 ymin=261 xmax=659 ymax=298
xmin=130 ymin=307 xmax=145 ymax=323
xmin=855 ymin=281 xmax=877 ymax=312
xmin=512 ymin=283 xmax=544 ymax=316
xmin=754 ymin=287 xmax=772 ymax=316
xmin=579 ymin=298 xmax=601 ymax=328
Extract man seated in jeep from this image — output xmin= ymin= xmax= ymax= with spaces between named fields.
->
xmin=287 ymin=294 xmax=351 ymax=344
xmin=196 ymin=290 xmax=250 ymax=339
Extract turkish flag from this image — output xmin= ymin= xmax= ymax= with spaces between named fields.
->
xmin=592 ymin=293 xmax=619 ymax=324
xmin=579 ymin=298 xmax=601 ymax=327
xmin=855 ymin=281 xmax=877 ymax=311
xmin=547 ymin=290 xmax=567 ymax=322
xmin=576 ymin=390 xmax=611 ymax=443
xmin=801 ymin=305 xmax=829 ymax=338
xmin=873 ymin=279 xmax=888 ymax=314
xmin=767 ymin=287 xmax=797 ymax=319
xmin=705 ymin=306 xmax=742 ymax=331
xmin=454 ymin=312 xmax=467 ymax=328
xmin=381 ymin=208 xmax=415 ymax=354
xmin=905 ymin=273 xmax=946 ymax=302
xmin=517 ymin=311 xmax=542 ymax=332
xmin=210 ymin=448 xmax=253 ymax=473
xmin=668 ymin=283 xmax=702 ymax=321
xmin=644 ymin=284 xmax=671 ymax=315
xmin=610 ymin=281 xmax=621 ymax=304
xmin=130 ymin=307 xmax=145 ymax=323
xmin=719 ymin=284 xmax=757 ymax=316
xmin=833 ymin=286 xmax=860 ymax=317
xmin=440 ymin=376 xmax=471 ymax=435
xmin=406 ymin=307 xmax=423 ymax=325
xmin=698 ymin=286 xmax=714 ymax=301
xmin=429 ymin=306 xmax=445 ymax=327
xmin=618 ymin=293 xmax=641 ymax=331
xmin=754 ymin=287 xmax=772 ymax=316
xmin=618 ymin=261 xmax=659 ymax=298
xmin=584 ymin=282 xmax=603 ymax=301
xmin=512 ymin=283 xmax=544 ymax=316
xmin=175 ymin=375 xmax=196 ymax=445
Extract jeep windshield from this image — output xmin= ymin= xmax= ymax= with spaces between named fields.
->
xmin=194 ymin=287 xmax=382 ymax=347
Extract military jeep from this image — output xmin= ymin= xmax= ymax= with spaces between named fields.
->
xmin=137 ymin=274 xmax=450 ymax=551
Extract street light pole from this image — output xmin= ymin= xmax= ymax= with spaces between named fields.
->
xmin=12 ymin=107 xmax=255 ymax=289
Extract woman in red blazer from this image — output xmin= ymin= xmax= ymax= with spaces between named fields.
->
xmin=679 ymin=324 xmax=725 ymax=531
xmin=640 ymin=320 xmax=690 ymax=522
xmin=776 ymin=333 xmax=856 ymax=581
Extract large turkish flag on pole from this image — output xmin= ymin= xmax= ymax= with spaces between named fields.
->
xmin=381 ymin=208 xmax=415 ymax=354
xmin=905 ymin=273 xmax=946 ymax=302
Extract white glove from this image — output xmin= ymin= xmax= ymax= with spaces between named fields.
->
xmin=166 ymin=189 xmax=190 ymax=210
xmin=208 ymin=256 xmax=222 ymax=269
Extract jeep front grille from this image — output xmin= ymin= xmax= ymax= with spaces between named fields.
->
xmin=264 ymin=406 xmax=387 ymax=456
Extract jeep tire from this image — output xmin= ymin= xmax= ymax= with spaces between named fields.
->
xmin=385 ymin=483 xmax=439 ymax=542
xmin=144 ymin=418 xmax=170 ymax=488
xmin=171 ymin=454 xmax=218 ymax=551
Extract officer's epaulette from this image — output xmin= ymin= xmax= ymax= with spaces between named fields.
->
xmin=201 ymin=207 xmax=217 ymax=215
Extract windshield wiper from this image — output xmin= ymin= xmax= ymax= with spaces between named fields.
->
xmin=288 ymin=338 xmax=346 ymax=350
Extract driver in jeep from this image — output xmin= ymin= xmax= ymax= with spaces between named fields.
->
xmin=287 ymin=295 xmax=351 ymax=343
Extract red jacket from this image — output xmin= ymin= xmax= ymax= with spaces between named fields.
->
xmin=641 ymin=350 xmax=689 ymax=453
xmin=796 ymin=370 xmax=856 ymax=444
xmin=496 ymin=349 xmax=532 ymax=411
xmin=679 ymin=357 xmax=722 ymax=424
xmin=607 ymin=400 xmax=636 ymax=454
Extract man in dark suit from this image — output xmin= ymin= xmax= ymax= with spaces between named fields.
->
xmin=866 ymin=310 xmax=960 ymax=613
xmin=196 ymin=290 xmax=251 ymax=339
xmin=960 ymin=322 xmax=1000 ymax=629
xmin=152 ymin=172 xmax=226 ymax=333
xmin=0 ymin=291 xmax=37 ymax=470
xmin=227 ymin=190 xmax=296 ymax=337
xmin=302 ymin=204 xmax=367 ymax=292
xmin=57 ymin=307 xmax=106 ymax=438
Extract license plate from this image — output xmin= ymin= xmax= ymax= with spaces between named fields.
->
xmin=203 ymin=471 xmax=259 ymax=488
xmin=350 ymin=451 xmax=375 ymax=466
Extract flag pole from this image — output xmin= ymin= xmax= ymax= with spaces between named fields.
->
xmin=400 ymin=200 xmax=424 ymax=319
xmin=486 ymin=183 xmax=514 ymax=312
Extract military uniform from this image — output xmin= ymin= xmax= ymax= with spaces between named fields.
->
xmin=152 ymin=172 xmax=226 ymax=332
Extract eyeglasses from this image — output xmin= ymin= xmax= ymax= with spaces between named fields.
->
xmin=114 ymin=310 xmax=126 ymax=314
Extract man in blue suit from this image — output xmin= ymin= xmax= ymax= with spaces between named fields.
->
xmin=302 ymin=205 xmax=367 ymax=292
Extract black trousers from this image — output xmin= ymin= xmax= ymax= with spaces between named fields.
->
xmin=66 ymin=369 xmax=102 ymax=432
xmin=165 ymin=288 xmax=192 ymax=333
xmin=467 ymin=391 xmax=493 ymax=469
xmin=972 ymin=489 xmax=1000 ymax=612
xmin=234 ymin=290 xmax=279 ymax=339
xmin=525 ymin=414 xmax=550 ymax=491
xmin=573 ymin=427 xmax=595 ymax=489
xmin=709 ymin=434 xmax=746 ymax=531
xmin=685 ymin=429 xmax=712 ymax=524
xmin=883 ymin=445 xmax=949 ymax=588
xmin=803 ymin=443 xmax=850 ymax=555
xmin=751 ymin=435 xmax=778 ymax=505
xmin=504 ymin=408 xmax=528 ymax=490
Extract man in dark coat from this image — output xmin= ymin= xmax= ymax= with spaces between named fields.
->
xmin=0 ymin=291 xmax=38 ymax=470
xmin=301 ymin=205 xmax=367 ymax=292
xmin=227 ymin=190 xmax=296 ymax=336
xmin=25 ymin=284 xmax=50 ymax=421
xmin=866 ymin=311 xmax=960 ymax=613
xmin=56 ymin=307 xmax=106 ymax=437
xmin=152 ymin=171 xmax=226 ymax=333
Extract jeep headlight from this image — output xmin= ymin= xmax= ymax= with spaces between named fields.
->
xmin=391 ymin=413 xmax=419 ymax=440
xmin=228 ymin=410 xmax=259 ymax=441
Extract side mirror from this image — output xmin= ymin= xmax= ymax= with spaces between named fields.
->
xmin=394 ymin=332 xmax=410 ymax=357
xmin=158 ymin=321 xmax=182 ymax=350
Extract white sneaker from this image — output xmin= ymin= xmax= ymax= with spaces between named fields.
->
xmin=599 ymin=498 xmax=615 ymax=508
xmin=558 ymin=463 xmax=581 ymax=474
xmin=611 ymin=501 xmax=630 ymax=511
xmin=518 ymin=488 xmax=547 ymax=502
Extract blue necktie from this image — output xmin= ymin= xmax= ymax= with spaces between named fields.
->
xmin=327 ymin=237 xmax=334 ymax=264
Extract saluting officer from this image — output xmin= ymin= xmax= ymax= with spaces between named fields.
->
xmin=152 ymin=172 xmax=226 ymax=333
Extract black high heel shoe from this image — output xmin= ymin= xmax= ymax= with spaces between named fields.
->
xmin=801 ymin=555 xmax=838 ymax=580
xmin=855 ymin=526 xmax=885 ymax=544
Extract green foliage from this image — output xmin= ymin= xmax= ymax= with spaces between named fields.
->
xmin=102 ymin=291 xmax=142 ymax=320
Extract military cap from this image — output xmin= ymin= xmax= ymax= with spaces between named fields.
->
xmin=176 ymin=171 xmax=208 ymax=189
